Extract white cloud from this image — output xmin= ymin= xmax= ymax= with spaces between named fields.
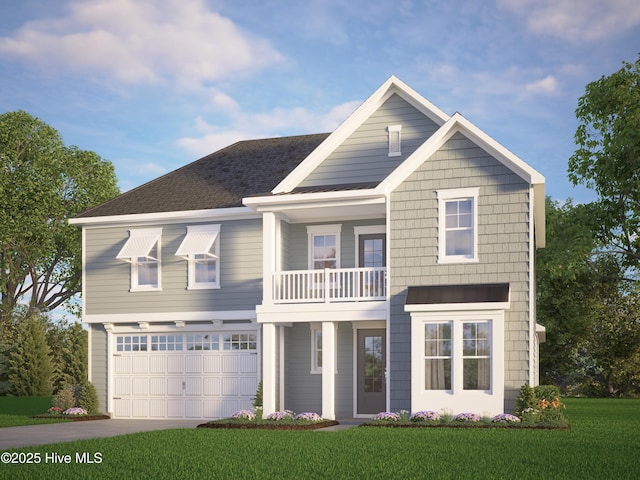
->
xmin=136 ymin=162 xmax=167 ymax=176
xmin=524 ymin=75 xmax=559 ymax=96
xmin=177 ymin=100 xmax=362 ymax=157
xmin=498 ymin=0 xmax=640 ymax=42
xmin=0 ymin=0 xmax=283 ymax=88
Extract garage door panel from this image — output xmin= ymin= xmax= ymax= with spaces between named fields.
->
xmin=113 ymin=330 xmax=258 ymax=419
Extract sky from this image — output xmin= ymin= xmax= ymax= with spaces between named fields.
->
xmin=1 ymin=0 xmax=639 ymax=204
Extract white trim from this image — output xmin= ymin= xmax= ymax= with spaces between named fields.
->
xmin=307 ymin=224 xmax=342 ymax=270
xmin=256 ymin=302 xmax=387 ymax=323
xmin=310 ymin=323 xmax=323 ymax=374
xmin=410 ymin=310 xmax=505 ymax=416
xmin=177 ymin=224 xmax=221 ymax=290
xmin=405 ymin=302 xmax=511 ymax=312
xmin=351 ymin=321 xmax=386 ymax=418
xmin=354 ymin=225 xmax=386 ymax=268
xmin=103 ymin=323 xmax=114 ymax=416
xmin=321 ymin=321 xmax=337 ymax=420
xmin=69 ymin=206 xmax=259 ymax=227
xmin=83 ymin=310 xmax=257 ymax=324
xmin=262 ymin=322 xmax=277 ymax=417
xmin=273 ymin=76 xmax=449 ymax=194
xmin=436 ymin=187 xmax=479 ymax=264
xmin=388 ymin=124 xmax=402 ymax=157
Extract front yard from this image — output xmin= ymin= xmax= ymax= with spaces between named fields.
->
xmin=2 ymin=398 xmax=639 ymax=479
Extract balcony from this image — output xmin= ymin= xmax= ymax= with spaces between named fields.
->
xmin=272 ymin=267 xmax=386 ymax=304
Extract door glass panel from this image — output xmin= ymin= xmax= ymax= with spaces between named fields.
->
xmin=364 ymin=335 xmax=383 ymax=393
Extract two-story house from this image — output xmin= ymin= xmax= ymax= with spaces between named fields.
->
xmin=70 ymin=76 xmax=546 ymax=420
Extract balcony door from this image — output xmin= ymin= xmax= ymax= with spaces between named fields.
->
xmin=358 ymin=234 xmax=385 ymax=298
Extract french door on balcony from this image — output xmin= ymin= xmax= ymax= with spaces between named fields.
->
xmin=358 ymin=234 xmax=386 ymax=297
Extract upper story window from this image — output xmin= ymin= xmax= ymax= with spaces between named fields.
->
xmin=175 ymin=224 xmax=220 ymax=289
xmin=307 ymin=225 xmax=341 ymax=270
xmin=387 ymin=125 xmax=402 ymax=157
xmin=116 ymin=228 xmax=162 ymax=291
xmin=436 ymin=188 xmax=479 ymax=263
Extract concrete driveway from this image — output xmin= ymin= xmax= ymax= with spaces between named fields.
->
xmin=0 ymin=419 xmax=201 ymax=450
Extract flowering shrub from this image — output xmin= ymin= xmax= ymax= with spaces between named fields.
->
xmin=410 ymin=410 xmax=442 ymax=422
xmin=265 ymin=410 xmax=295 ymax=421
xmin=231 ymin=410 xmax=256 ymax=421
xmin=537 ymin=397 xmax=567 ymax=424
xmin=372 ymin=412 xmax=401 ymax=421
xmin=491 ymin=413 xmax=521 ymax=423
xmin=47 ymin=406 xmax=63 ymax=415
xmin=453 ymin=412 xmax=481 ymax=422
xmin=293 ymin=412 xmax=322 ymax=422
xmin=63 ymin=407 xmax=88 ymax=415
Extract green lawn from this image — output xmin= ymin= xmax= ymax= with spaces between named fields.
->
xmin=2 ymin=398 xmax=639 ymax=479
xmin=0 ymin=396 xmax=70 ymax=427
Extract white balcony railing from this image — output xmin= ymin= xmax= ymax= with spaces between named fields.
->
xmin=272 ymin=267 xmax=386 ymax=303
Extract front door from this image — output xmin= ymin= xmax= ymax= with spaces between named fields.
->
xmin=357 ymin=329 xmax=386 ymax=415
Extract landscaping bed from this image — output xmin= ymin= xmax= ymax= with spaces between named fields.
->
xmin=30 ymin=414 xmax=110 ymax=422
xmin=198 ymin=420 xmax=338 ymax=430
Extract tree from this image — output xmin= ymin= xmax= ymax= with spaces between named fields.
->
xmin=568 ymin=55 xmax=640 ymax=280
xmin=7 ymin=311 xmax=53 ymax=396
xmin=54 ymin=321 xmax=88 ymax=390
xmin=0 ymin=110 xmax=120 ymax=325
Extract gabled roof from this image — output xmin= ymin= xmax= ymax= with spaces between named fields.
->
xmin=73 ymin=133 xmax=329 ymax=219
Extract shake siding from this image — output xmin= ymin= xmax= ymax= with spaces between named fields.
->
xmin=389 ymin=132 xmax=531 ymax=412
xmin=286 ymin=219 xmax=386 ymax=270
xmin=299 ymin=94 xmax=440 ymax=187
xmin=284 ymin=322 xmax=353 ymax=416
xmin=84 ymin=218 xmax=262 ymax=315
xmin=90 ymin=324 xmax=108 ymax=413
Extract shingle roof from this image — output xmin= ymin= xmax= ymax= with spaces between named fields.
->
xmin=75 ymin=133 xmax=330 ymax=218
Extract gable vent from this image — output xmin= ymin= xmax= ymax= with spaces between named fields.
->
xmin=388 ymin=125 xmax=402 ymax=157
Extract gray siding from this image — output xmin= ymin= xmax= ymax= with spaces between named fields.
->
xmin=90 ymin=324 xmax=108 ymax=414
xmin=300 ymin=94 xmax=440 ymax=187
xmin=389 ymin=132 xmax=531 ymax=413
xmin=285 ymin=219 xmax=386 ymax=271
xmin=284 ymin=322 xmax=353 ymax=417
xmin=85 ymin=218 xmax=262 ymax=315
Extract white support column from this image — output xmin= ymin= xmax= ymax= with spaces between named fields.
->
xmin=262 ymin=322 xmax=277 ymax=417
xmin=322 ymin=321 xmax=337 ymax=420
xmin=103 ymin=323 xmax=114 ymax=416
xmin=262 ymin=212 xmax=277 ymax=306
xmin=278 ymin=325 xmax=285 ymax=410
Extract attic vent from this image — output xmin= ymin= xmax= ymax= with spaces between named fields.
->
xmin=388 ymin=125 xmax=402 ymax=157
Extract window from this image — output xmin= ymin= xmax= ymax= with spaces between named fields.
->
xmin=116 ymin=228 xmax=162 ymax=291
xmin=463 ymin=322 xmax=491 ymax=390
xmin=421 ymin=319 xmax=492 ymax=392
xmin=150 ymin=335 xmax=183 ymax=351
xmin=307 ymin=225 xmax=341 ymax=270
xmin=437 ymin=188 xmax=479 ymax=263
xmin=424 ymin=322 xmax=452 ymax=390
xmin=176 ymin=225 xmax=220 ymax=289
xmin=116 ymin=335 xmax=148 ymax=352
xmin=186 ymin=334 xmax=219 ymax=351
xmin=223 ymin=333 xmax=257 ymax=350
xmin=388 ymin=125 xmax=402 ymax=157
xmin=310 ymin=324 xmax=322 ymax=373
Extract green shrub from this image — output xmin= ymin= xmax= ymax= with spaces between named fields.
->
xmin=78 ymin=381 xmax=100 ymax=414
xmin=252 ymin=381 xmax=263 ymax=408
xmin=534 ymin=384 xmax=562 ymax=402
xmin=515 ymin=383 xmax=537 ymax=417
xmin=52 ymin=385 xmax=76 ymax=410
xmin=8 ymin=314 xmax=53 ymax=396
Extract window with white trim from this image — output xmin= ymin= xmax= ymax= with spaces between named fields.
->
xmin=307 ymin=225 xmax=341 ymax=270
xmin=388 ymin=125 xmax=402 ymax=157
xmin=422 ymin=319 xmax=492 ymax=392
xmin=116 ymin=228 xmax=162 ymax=291
xmin=150 ymin=335 xmax=183 ymax=352
xmin=310 ymin=324 xmax=322 ymax=374
xmin=437 ymin=188 xmax=479 ymax=263
xmin=223 ymin=333 xmax=257 ymax=350
xmin=175 ymin=224 xmax=221 ymax=289
xmin=186 ymin=334 xmax=219 ymax=351
xmin=116 ymin=335 xmax=148 ymax=352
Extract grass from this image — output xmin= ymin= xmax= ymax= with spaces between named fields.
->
xmin=0 ymin=396 xmax=70 ymax=427
xmin=2 ymin=398 xmax=639 ymax=479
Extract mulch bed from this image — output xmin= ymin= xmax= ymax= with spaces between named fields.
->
xmin=31 ymin=415 xmax=111 ymax=422
xmin=197 ymin=420 xmax=339 ymax=430
xmin=359 ymin=422 xmax=570 ymax=430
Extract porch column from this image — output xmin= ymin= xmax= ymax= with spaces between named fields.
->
xmin=262 ymin=212 xmax=277 ymax=306
xmin=322 ymin=321 xmax=337 ymax=420
xmin=262 ymin=322 xmax=277 ymax=417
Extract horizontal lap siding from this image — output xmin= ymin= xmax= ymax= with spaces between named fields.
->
xmin=84 ymin=219 xmax=262 ymax=315
xmin=389 ymin=132 xmax=531 ymax=413
xmin=300 ymin=93 xmax=439 ymax=187
xmin=90 ymin=324 xmax=108 ymax=413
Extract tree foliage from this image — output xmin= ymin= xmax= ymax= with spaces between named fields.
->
xmin=0 ymin=110 xmax=119 ymax=324
xmin=7 ymin=311 xmax=53 ymax=396
xmin=568 ymin=55 xmax=640 ymax=279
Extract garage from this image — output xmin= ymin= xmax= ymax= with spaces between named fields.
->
xmin=112 ymin=331 xmax=258 ymax=419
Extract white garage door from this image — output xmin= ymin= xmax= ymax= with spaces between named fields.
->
xmin=112 ymin=332 xmax=258 ymax=419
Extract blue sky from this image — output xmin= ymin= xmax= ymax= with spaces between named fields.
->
xmin=1 ymin=0 xmax=639 ymax=203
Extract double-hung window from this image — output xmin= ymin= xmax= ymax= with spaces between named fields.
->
xmin=424 ymin=322 xmax=452 ymax=390
xmin=310 ymin=323 xmax=323 ymax=374
xmin=175 ymin=224 xmax=220 ymax=289
xmin=116 ymin=228 xmax=162 ymax=291
xmin=437 ymin=188 xmax=479 ymax=263
xmin=307 ymin=225 xmax=341 ymax=270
